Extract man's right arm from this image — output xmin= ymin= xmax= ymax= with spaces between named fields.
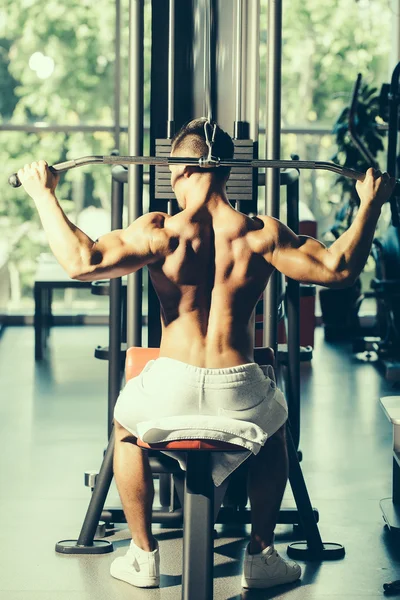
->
xmin=259 ymin=168 xmax=395 ymax=288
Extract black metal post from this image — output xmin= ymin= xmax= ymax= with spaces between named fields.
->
xmin=286 ymin=175 xmax=301 ymax=449
xmin=393 ymin=456 xmax=400 ymax=505
xmin=203 ymin=0 xmax=214 ymax=122
xmin=127 ymin=0 xmax=144 ymax=348
xmin=114 ymin=0 xmax=121 ymax=149
xmin=148 ymin=0 xmax=176 ymax=346
xmin=34 ymin=284 xmax=43 ymax=360
xmin=387 ymin=62 xmax=400 ymax=178
xmin=248 ymin=0 xmax=260 ymax=142
xmin=107 ymin=176 xmax=124 ymax=437
xmin=167 ymin=0 xmax=178 ymax=216
xmin=55 ymin=430 xmax=115 ymax=554
xmin=76 ymin=431 xmax=115 ymax=547
xmin=286 ymin=424 xmax=325 ymax=555
xmin=182 ymin=452 xmax=214 ymax=600
xmin=387 ymin=61 xmax=400 ymax=227
xmin=348 ymin=74 xmax=379 ymax=169
xmin=233 ymin=0 xmax=249 ymax=142
xmin=263 ymin=0 xmax=282 ymax=352
xmin=235 ymin=0 xmax=243 ymax=127
xmin=210 ymin=0 xmax=218 ymax=123
xmin=167 ymin=0 xmax=175 ymax=139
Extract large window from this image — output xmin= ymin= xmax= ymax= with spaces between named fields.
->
xmin=0 ymin=0 xmax=153 ymax=315
xmin=0 ymin=0 xmax=395 ymax=315
xmin=259 ymin=0 xmax=392 ymax=229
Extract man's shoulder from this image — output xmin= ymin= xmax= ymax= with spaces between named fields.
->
xmin=142 ymin=211 xmax=170 ymax=229
xmin=125 ymin=212 xmax=171 ymax=247
xmin=247 ymin=215 xmax=282 ymax=255
xmin=248 ymin=215 xmax=282 ymax=238
xmin=253 ymin=214 xmax=280 ymax=229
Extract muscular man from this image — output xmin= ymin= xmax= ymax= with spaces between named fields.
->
xmin=19 ymin=118 xmax=395 ymax=591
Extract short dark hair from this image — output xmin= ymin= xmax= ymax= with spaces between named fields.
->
xmin=171 ymin=118 xmax=234 ymax=182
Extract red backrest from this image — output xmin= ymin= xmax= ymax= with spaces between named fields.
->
xmin=125 ymin=346 xmax=274 ymax=451
xmin=126 ymin=346 xmax=274 ymax=381
xmin=125 ymin=347 xmax=160 ymax=381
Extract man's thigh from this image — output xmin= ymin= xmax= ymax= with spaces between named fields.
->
xmin=249 ymin=424 xmax=287 ymax=463
xmin=114 ymin=419 xmax=138 ymax=444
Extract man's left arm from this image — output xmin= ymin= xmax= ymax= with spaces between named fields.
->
xmin=18 ymin=161 xmax=169 ymax=281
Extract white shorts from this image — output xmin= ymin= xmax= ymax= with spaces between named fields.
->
xmin=114 ymin=357 xmax=288 ymax=486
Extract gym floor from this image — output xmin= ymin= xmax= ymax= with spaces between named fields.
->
xmin=1 ymin=325 xmax=399 ymax=600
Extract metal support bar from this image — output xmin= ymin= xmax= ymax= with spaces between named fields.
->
xmin=286 ymin=177 xmax=301 ymax=449
xmin=127 ymin=0 xmax=144 ymax=348
xmin=34 ymin=284 xmax=43 ymax=360
xmin=263 ymin=0 xmax=282 ymax=351
xmin=247 ymin=0 xmax=260 ymax=142
xmin=348 ymin=73 xmax=379 ymax=169
xmin=235 ymin=0 xmax=243 ymax=124
xmin=108 ymin=177 xmax=124 ymax=437
xmin=204 ymin=0 xmax=213 ymax=122
xmin=167 ymin=0 xmax=175 ymax=138
xmin=393 ymin=456 xmax=400 ymax=505
xmin=286 ymin=424 xmax=325 ymax=554
xmin=233 ymin=0 xmax=249 ymax=142
xmin=76 ymin=430 xmax=115 ymax=548
xmin=114 ymin=0 xmax=121 ymax=149
xmin=167 ymin=0 xmax=176 ymax=215
xmin=387 ymin=61 xmax=400 ymax=226
xmin=148 ymin=0 xmax=171 ymax=348
xmin=182 ymin=452 xmax=214 ymax=600
xmin=387 ymin=62 xmax=400 ymax=178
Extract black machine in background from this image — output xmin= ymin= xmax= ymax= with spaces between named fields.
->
xmin=352 ymin=64 xmax=400 ymax=381
xmin=319 ymin=73 xmax=381 ymax=342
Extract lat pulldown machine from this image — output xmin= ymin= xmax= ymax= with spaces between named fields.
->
xmin=12 ymin=1 xmax=351 ymax=599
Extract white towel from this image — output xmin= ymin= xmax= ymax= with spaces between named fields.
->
xmin=114 ymin=358 xmax=288 ymax=487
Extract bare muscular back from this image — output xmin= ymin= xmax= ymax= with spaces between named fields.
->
xmin=149 ymin=202 xmax=274 ymax=368
xmin=19 ymin=159 xmax=390 ymax=368
xmin=51 ymin=167 xmax=385 ymax=366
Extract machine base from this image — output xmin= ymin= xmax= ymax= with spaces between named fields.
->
xmin=55 ymin=539 xmax=113 ymax=555
xmin=287 ymin=541 xmax=345 ymax=560
xmin=381 ymin=498 xmax=400 ymax=533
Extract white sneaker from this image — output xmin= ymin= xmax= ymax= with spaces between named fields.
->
xmin=241 ymin=544 xmax=301 ymax=589
xmin=110 ymin=539 xmax=160 ymax=588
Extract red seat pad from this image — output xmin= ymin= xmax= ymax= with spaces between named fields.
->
xmin=136 ymin=438 xmax=246 ymax=451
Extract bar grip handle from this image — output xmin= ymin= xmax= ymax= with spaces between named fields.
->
xmin=8 ymin=165 xmax=61 ymax=188
xmin=8 ymin=173 xmax=21 ymax=188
